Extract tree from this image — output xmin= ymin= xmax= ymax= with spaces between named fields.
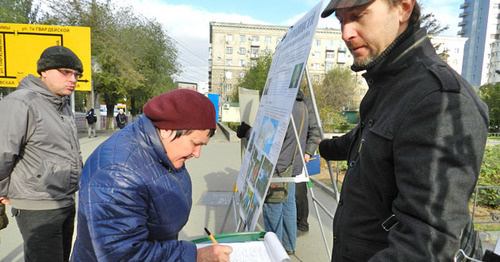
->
xmin=0 ymin=0 xmax=39 ymax=24
xmin=480 ymin=83 xmax=500 ymax=131
xmin=314 ymin=67 xmax=358 ymax=131
xmin=40 ymin=0 xmax=179 ymax=128
xmin=232 ymin=54 xmax=273 ymax=102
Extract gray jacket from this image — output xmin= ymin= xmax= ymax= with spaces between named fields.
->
xmin=0 ymin=75 xmax=82 ymax=210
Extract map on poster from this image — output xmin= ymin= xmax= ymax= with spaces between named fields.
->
xmin=235 ymin=1 xmax=323 ymax=231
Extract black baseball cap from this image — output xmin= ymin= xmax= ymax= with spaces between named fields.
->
xmin=321 ymin=0 xmax=375 ymax=18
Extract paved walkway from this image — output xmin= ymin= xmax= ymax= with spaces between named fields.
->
xmin=0 ymin=127 xmax=497 ymax=261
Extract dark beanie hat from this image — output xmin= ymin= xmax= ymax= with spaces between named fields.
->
xmin=143 ymin=89 xmax=216 ymax=130
xmin=37 ymin=46 xmax=83 ymax=74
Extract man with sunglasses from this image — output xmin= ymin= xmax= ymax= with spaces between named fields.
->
xmin=0 ymin=46 xmax=83 ymax=262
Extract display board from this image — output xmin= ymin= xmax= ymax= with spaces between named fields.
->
xmin=235 ymin=1 xmax=323 ymax=231
xmin=0 ymin=23 xmax=91 ymax=91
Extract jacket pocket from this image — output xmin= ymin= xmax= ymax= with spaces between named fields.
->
xmin=29 ymin=159 xmax=71 ymax=199
xmin=341 ymin=233 xmax=388 ymax=261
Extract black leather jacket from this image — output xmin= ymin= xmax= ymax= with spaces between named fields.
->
xmin=320 ymin=25 xmax=489 ymax=261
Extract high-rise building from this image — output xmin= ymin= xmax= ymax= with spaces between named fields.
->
xmin=459 ymin=0 xmax=500 ymax=86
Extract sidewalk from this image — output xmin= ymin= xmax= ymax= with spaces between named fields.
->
xmin=0 ymin=127 xmax=497 ymax=261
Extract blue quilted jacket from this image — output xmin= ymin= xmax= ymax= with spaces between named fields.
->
xmin=71 ymin=115 xmax=197 ymax=261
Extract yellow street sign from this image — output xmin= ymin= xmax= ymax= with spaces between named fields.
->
xmin=0 ymin=23 xmax=91 ymax=91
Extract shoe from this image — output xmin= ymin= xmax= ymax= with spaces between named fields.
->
xmin=286 ymin=250 xmax=295 ymax=255
xmin=297 ymin=229 xmax=308 ymax=237
xmin=88 ymin=136 xmax=91 ymax=138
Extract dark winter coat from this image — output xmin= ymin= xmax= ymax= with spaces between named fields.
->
xmin=319 ymin=25 xmax=489 ymax=261
xmin=71 ymin=115 xmax=197 ymax=261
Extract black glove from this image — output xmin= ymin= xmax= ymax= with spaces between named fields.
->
xmin=236 ymin=122 xmax=251 ymax=139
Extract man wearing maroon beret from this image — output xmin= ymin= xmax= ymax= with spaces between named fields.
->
xmin=71 ymin=89 xmax=232 ymax=261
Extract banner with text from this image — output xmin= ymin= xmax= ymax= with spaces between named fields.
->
xmin=236 ymin=1 xmax=323 ymax=231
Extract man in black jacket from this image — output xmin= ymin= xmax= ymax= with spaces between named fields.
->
xmin=319 ymin=0 xmax=489 ymax=261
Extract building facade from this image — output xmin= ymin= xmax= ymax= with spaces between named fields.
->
xmin=459 ymin=0 xmax=500 ymax=87
xmin=209 ymin=22 xmax=362 ymax=104
xmin=209 ymin=21 xmax=467 ymax=104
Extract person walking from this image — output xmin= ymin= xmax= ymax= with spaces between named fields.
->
xmin=319 ymin=0 xmax=489 ymax=261
xmin=71 ymin=89 xmax=232 ymax=261
xmin=86 ymin=107 xmax=97 ymax=138
xmin=115 ymin=108 xmax=127 ymax=129
xmin=0 ymin=45 xmax=84 ymax=262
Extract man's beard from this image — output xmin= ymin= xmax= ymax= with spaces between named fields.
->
xmin=353 ymin=51 xmax=378 ymax=67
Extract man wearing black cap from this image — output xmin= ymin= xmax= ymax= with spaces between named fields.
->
xmin=0 ymin=46 xmax=84 ymax=261
xmin=319 ymin=0 xmax=489 ymax=261
xmin=71 ymin=89 xmax=232 ymax=261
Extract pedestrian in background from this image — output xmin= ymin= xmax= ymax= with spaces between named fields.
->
xmin=71 ymin=89 xmax=232 ymax=261
xmin=0 ymin=45 xmax=83 ymax=262
xmin=319 ymin=0 xmax=489 ymax=261
xmin=295 ymin=89 xmax=321 ymax=236
xmin=116 ymin=108 xmax=127 ymax=129
xmin=237 ymin=91 xmax=309 ymax=255
xmin=86 ymin=107 xmax=97 ymax=138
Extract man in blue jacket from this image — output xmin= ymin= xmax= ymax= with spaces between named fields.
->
xmin=71 ymin=89 xmax=232 ymax=261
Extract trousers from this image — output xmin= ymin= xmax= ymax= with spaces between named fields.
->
xmin=295 ymin=181 xmax=309 ymax=231
xmin=263 ymin=182 xmax=296 ymax=251
xmin=13 ymin=204 xmax=75 ymax=262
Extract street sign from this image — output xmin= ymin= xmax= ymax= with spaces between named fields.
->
xmin=0 ymin=23 xmax=91 ymax=91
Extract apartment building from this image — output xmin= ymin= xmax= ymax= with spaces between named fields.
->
xmin=209 ymin=21 xmax=466 ymax=104
xmin=208 ymin=21 xmax=361 ymax=103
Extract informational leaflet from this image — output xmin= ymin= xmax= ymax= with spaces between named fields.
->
xmin=235 ymin=1 xmax=323 ymax=231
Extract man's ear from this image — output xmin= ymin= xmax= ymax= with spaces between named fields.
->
xmin=398 ymin=0 xmax=415 ymax=24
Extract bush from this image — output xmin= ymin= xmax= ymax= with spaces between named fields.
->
xmin=475 ymin=145 xmax=500 ymax=208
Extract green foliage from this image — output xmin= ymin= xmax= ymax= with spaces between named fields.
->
xmin=233 ymin=54 xmax=273 ymax=102
xmin=480 ymin=83 xmax=500 ymax=132
xmin=39 ymin=0 xmax=179 ymax=123
xmin=315 ymin=67 xmax=358 ymax=131
xmin=0 ymin=0 xmax=39 ymax=24
xmin=476 ymin=145 xmax=500 ymax=208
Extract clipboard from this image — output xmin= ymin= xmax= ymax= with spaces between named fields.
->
xmin=193 ymin=231 xmax=291 ymax=262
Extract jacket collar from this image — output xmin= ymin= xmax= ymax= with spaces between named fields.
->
xmin=18 ymin=74 xmax=68 ymax=111
xmin=134 ymin=115 xmax=180 ymax=172
xmin=351 ymin=24 xmax=424 ymax=73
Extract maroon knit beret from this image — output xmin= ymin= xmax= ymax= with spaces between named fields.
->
xmin=143 ymin=89 xmax=216 ymax=130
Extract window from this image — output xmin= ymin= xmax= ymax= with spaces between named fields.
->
xmin=313 ymin=75 xmax=319 ymax=83
xmin=312 ymin=51 xmax=321 ymax=58
xmin=252 ymin=36 xmax=259 ymax=42
xmin=265 ymin=36 xmax=271 ymax=44
xmin=226 ymin=59 xmax=232 ymax=66
xmin=239 ymin=60 xmax=246 ymax=67
xmin=240 ymin=35 xmax=246 ymax=42
xmin=326 ymin=51 xmax=335 ymax=59
xmin=315 ymin=39 xmax=321 ymax=46
xmin=225 ymin=71 xmax=232 ymax=79
xmin=226 ymin=47 xmax=233 ymax=54
xmin=325 ymin=62 xmax=333 ymax=72
xmin=251 ymin=47 xmax=260 ymax=58
xmin=312 ymin=63 xmax=320 ymax=70
xmin=239 ymin=47 xmax=246 ymax=55
xmin=239 ymin=72 xmax=245 ymax=78
xmin=226 ymin=34 xmax=233 ymax=42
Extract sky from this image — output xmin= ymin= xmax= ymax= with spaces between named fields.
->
xmin=113 ymin=0 xmax=465 ymax=84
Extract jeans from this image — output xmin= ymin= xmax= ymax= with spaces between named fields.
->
xmin=13 ymin=205 xmax=76 ymax=262
xmin=263 ymin=182 xmax=296 ymax=251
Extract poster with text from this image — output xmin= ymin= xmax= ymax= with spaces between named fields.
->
xmin=236 ymin=1 xmax=323 ymax=231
